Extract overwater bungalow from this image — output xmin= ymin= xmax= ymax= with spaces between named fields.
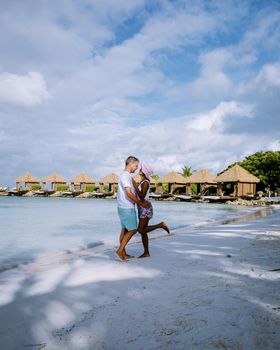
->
xmin=41 ymin=172 xmax=67 ymax=191
xmin=186 ymin=169 xmax=217 ymax=195
xmin=215 ymin=164 xmax=260 ymax=197
xmin=69 ymin=173 xmax=97 ymax=192
xmin=15 ymin=172 xmax=41 ymax=191
xmin=99 ymin=173 xmax=119 ymax=194
xmin=149 ymin=177 xmax=157 ymax=192
xmin=156 ymin=171 xmax=187 ymax=194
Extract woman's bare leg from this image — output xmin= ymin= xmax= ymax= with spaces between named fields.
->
xmin=137 ymin=219 xmax=171 ymax=258
xmin=138 ymin=218 xmax=150 ymax=258
xmin=142 ymin=221 xmax=170 ymax=234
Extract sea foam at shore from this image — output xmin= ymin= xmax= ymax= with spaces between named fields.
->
xmin=0 ymin=196 xmax=261 ymax=271
xmin=0 ymin=201 xmax=279 ymax=350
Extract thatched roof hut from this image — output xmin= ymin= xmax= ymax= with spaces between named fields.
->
xmin=69 ymin=173 xmax=97 ymax=184
xmin=41 ymin=172 xmax=67 ymax=191
xmin=157 ymin=171 xmax=187 ymax=184
xmin=69 ymin=173 xmax=97 ymax=192
xmin=16 ymin=172 xmax=40 ymax=190
xmin=215 ymin=164 xmax=260 ymax=183
xmin=156 ymin=171 xmax=187 ymax=194
xmin=215 ymin=164 xmax=260 ymax=197
xmin=185 ymin=169 xmax=217 ymax=195
xmin=99 ymin=173 xmax=119 ymax=184
xmin=16 ymin=172 xmax=40 ymax=184
xmin=41 ymin=172 xmax=67 ymax=183
xmin=186 ymin=169 xmax=216 ymax=184
xmin=99 ymin=173 xmax=119 ymax=193
xmin=150 ymin=177 xmax=157 ymax=185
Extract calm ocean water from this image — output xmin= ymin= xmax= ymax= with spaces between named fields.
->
xmin=0 ymin=196 xmax=252 ymax=269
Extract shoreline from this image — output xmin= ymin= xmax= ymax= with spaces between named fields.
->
xmin=0 ymin=202 xmax=279 ymax=349
xmin=1 ymin=191 xmax=280 ymax=206
xmin=0 ymin=204 xmax=277 ymax=275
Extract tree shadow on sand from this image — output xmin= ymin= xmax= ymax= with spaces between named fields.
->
xmin=0 ymin=209 xmax=279 ymax=350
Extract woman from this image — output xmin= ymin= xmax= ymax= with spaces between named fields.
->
xmin=133 ymin=164 xmax=170 ymax=258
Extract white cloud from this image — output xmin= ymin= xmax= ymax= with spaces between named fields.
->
xmin=189 ymin=101 xmax=253 ymax=132
xmin=183 ymin=8 xmax=280 ymax=101
xmin=0 ymin=72 xmax=49 ymax=107
xmin=239 ymin=9 xmax=280 ymax=52
xmin=172 ymin=48 xmax=233 ymax=101
xmin=237 ymin=62 xmax=280 ymax=96
xmin=256 ymin=63 xmax=280 ymax=88
xmin=0 ymin=1 xmax=279 ymax=186
xmin=84 ymin=0 xmax=148 ymax=21
xmin=64 ymin=100 xmax=271 ymax=176
xmin=43 ymin=6 xmax=220 ymax=119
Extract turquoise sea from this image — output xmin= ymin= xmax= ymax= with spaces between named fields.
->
xmin=0 ymin=196 xmax=256 ymax=270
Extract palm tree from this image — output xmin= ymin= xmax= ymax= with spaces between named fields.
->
xmin=180 ymin=165 xmax=193 ymax=178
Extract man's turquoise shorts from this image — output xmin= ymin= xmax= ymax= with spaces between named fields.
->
xmin=118 ymin=207 xmax=138 ymax=231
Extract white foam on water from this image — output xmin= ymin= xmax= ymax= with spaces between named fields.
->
xmin=0 ymin=196 xmax=277 ymax=272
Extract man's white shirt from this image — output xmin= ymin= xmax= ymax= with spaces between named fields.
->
xmin=117 ymin=171 xmax=136 ymax=208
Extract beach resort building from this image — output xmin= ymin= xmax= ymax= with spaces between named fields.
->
xmin=186 ymin=169 xmax=217 ymax=195
xmin=99 ymin=173 xmax=119 ymax=194
xmin=156 ymin=171 xmax=187 ymax=194
xmin=69 ymin=173 xmax=97 ymax=192
xmin=215 ymin=164 xmax=260 ymax=197
xmin=149 ymin=177 xmax=157 ymax=191
xmin=15 ymin=172 xmax=41 ymax=190
xmin=41 ymin=172 xmax=67 ymax=191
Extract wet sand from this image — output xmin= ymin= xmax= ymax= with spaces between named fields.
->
xmin=0 ymin=206 xmax=279 ymax=349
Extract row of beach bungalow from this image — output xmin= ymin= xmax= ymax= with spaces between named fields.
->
xmin=14 ymin=164 xmax=260 ymax=197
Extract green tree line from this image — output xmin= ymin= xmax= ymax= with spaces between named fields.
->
xmin=219 ymin=150 xmax=280 ymax=190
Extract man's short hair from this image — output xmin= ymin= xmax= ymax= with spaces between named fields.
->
xmin=125 ymin=156 xmax=139 ymax=166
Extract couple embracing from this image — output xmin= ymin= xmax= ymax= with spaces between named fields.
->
xmin=116 ymin=156 xmax=170 ymax=261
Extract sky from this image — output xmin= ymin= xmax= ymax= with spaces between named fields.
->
xmin=0 ymin=0 xmax=279 ymax=186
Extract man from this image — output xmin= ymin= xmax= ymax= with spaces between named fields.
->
xmin=116 ymin=156 xmax=150 ymax=260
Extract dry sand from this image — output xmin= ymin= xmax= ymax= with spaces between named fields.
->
xmin=0 ymin=206 xmax=279 ymax=350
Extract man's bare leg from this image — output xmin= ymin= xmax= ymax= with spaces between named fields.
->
xmin=119 ymin=228 xmax=126 ymax=244
xmin=119 ymin=228 xmax=134 ymax=258
xmin=117 ymin=229 xmax=137 ymax=260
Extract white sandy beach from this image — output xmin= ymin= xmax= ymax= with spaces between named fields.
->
xmin=0 ymin=206 xmax=279 ymax=350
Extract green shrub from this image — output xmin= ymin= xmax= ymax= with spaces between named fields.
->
xmin=163 ymin=184 xmax=169 ymax=194
xmin=221 ymin=151 xmax=280 ymax=191
xmin=103 ymin=185 xmax=110 ymax=192
xmin=57 ymin=185 xmax=69 ymax=191
xmin=190 ymin=184 xmax=197 ymax=195
xmin=85 ymin=185 xmax=97 ymax=192
xmin=31 ymin=184 xmax=41 ymax=190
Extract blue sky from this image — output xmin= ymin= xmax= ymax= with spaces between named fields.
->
xmin=0 ymin=0 xmax=279 ymax=186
